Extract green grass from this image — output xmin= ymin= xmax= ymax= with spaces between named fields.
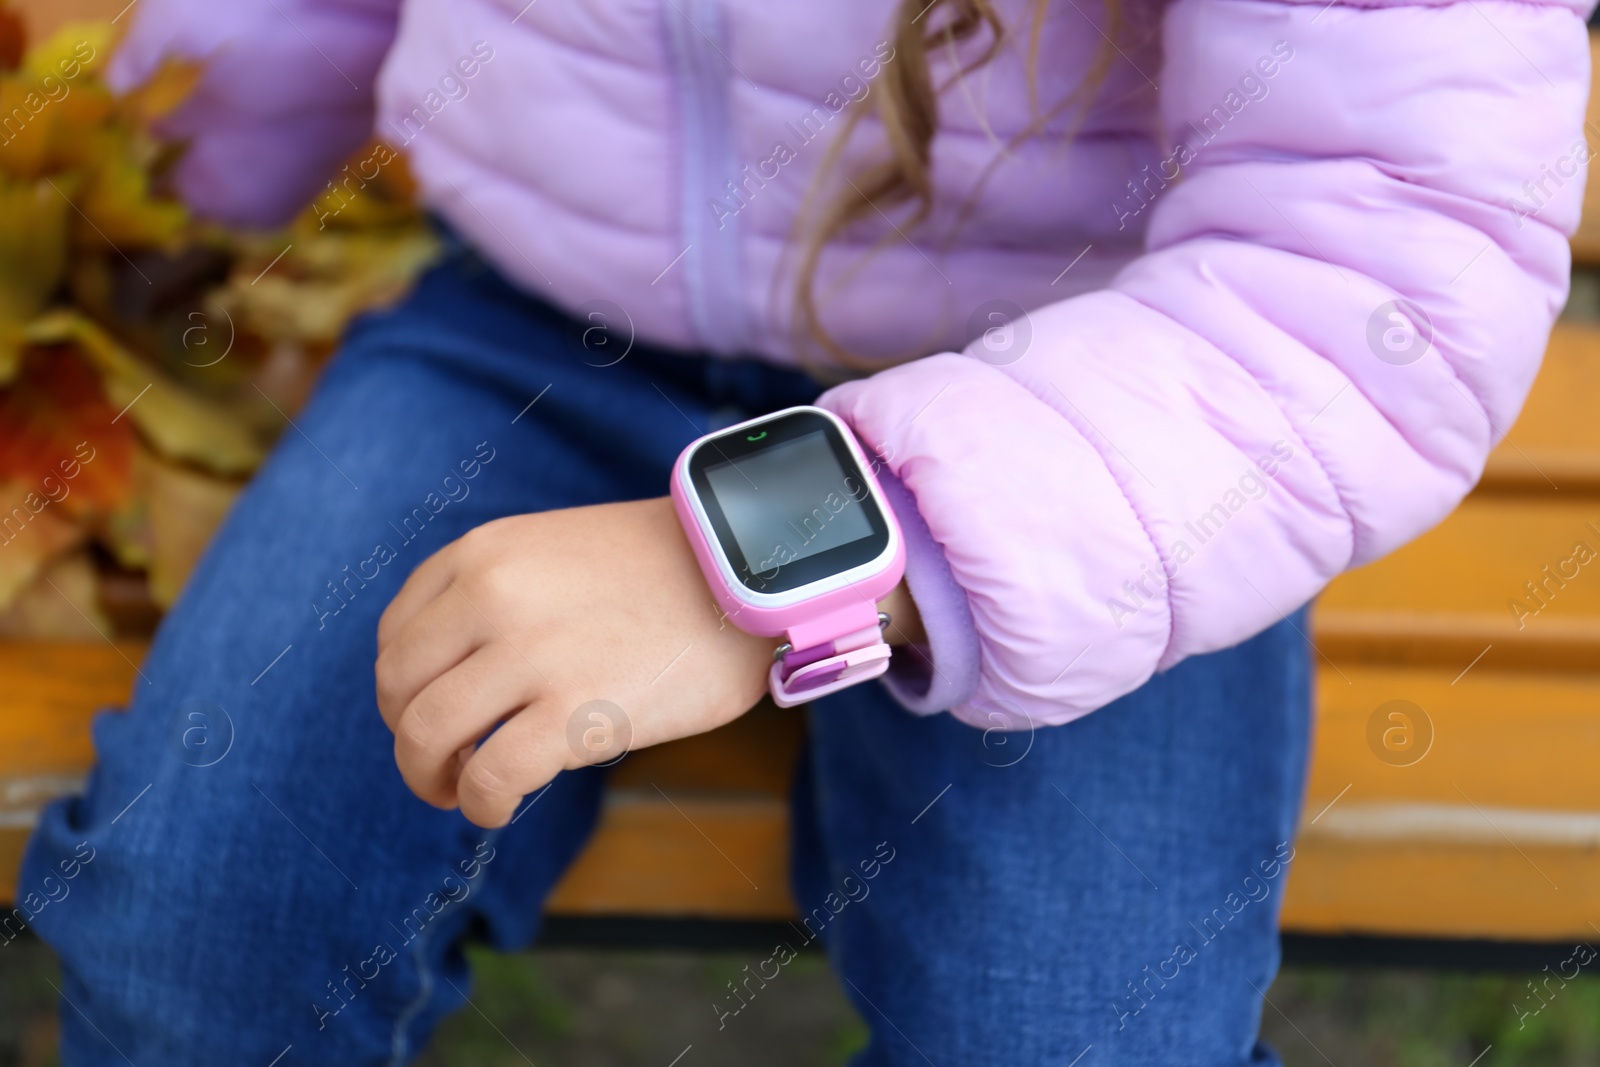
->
xmin=1262 ymin=967 xmax=1600 ymax=1067
xmin=3 ymin=935 xmax=1599 ymax=1066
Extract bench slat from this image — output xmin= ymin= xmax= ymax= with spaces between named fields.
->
xmin=5 ymin=648 xmax=1600 ymax=938
xmin=1315 ymin=495 xmax=1600 ymax=669
xmin=545 ymin=794 xmax=797 ymax=919
xmin=1307 ymin=666 xmax=1600 ymax=815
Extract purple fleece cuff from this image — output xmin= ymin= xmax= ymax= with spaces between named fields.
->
xmin=874 ymin=467 xmax=981 ymax=715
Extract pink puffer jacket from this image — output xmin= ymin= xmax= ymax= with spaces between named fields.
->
xmin=110 ymin=0 xmax=1594 ymax=730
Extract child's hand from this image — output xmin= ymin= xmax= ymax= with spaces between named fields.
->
xmin=377 ymin=496 xmax=922 ymax=828
xmin=374 ymin=498 xmax=779 ymax=827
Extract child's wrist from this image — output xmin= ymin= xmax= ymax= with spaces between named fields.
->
xmin=878 ymin=580 xmax=925 ymax=648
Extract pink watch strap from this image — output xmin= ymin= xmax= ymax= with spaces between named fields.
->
xmin=768 ymin=607 xmax=893 ymax=708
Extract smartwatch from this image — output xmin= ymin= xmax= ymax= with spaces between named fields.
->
xmin=670 ymin=405 xmax=906 ymax=707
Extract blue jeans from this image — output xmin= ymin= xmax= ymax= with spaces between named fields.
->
xmin=20 ymin=239 xmax=1312 ymax=1066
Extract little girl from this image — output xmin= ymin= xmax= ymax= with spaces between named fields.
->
xmin=22 ymin=0 xmax=1593 ymax=1063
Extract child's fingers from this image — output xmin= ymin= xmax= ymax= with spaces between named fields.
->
xmin=392 ymin=645 xmax=540 ymax=807
xmin=453 ymin=708 xmax=568 ymax=829
xmin=376 ymin=538 xmax=461 ymax=649
xmin=374 ymin=589 xmax=482 ymax=730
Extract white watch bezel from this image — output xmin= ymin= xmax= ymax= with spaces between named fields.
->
xmin=676 ymin=406 xmax=901 ymax=610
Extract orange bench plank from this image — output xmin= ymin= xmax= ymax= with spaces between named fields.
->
xmin=1305 ymin=665 xmax=1600 ymax=814
xmin=0 ymin=640 xmax=143 ymax=907
xmin=0 ymin=641 xmax=142 ymax=782
xmin=1479 ymin=323 xmax=1600 ymax=493
xmin=6 ymin=645 xmax=1600 ymax=939
xmin=1314 ymin=495 xmax=1600 ymax=670
xmin=546 ymin=703 xmax=803 ymax=918
xmin=546 ymin=793 xmax=797 ymax=919
xmin=1282 ymin=835 xmax=1600 ymax=940
xmin=0 ymin=644 xmax=802 ymax=915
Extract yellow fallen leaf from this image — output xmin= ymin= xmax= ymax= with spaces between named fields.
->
xmin=23 ymin=22 xmax=114 ymax=86
xmin=140 ymin=445 xmax=241 ymax=607
xmin=94 ymin=472 xmax=149 ymax=573
xmin=228 ymin=227 xmax=440 ymax=344
xmin=24 ymin=310 xmax=266 ymax=475
xmin=40 ymin=90 xmax=118 ymax=174
xmin=70 ymin=155 xmax=187 ymax=249
xmin=0 ymin=23 xmax=115 ymax=179
xmin=0 ymin=74 xmax=63 ymax=178
xmin=0 ymin=174 xmax=71 ymax=381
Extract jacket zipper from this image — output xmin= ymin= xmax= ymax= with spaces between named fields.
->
xmin=662 ymin=0 xmax=751 ymax=356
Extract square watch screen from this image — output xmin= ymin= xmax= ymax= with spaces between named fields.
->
xmin=687 ymin=410 xmax=891 ymax=594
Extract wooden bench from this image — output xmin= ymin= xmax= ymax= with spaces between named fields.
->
xmin=5 ymin=320 xmax=1600 ymax=946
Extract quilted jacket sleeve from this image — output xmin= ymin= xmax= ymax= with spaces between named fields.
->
xmin=821 ymin=0 xmax=1594 ymax=728
xmin=108 ymin=0 xmax=402 ymax=226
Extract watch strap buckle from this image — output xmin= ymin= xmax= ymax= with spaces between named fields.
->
xmin=769 ymin=643 xmax=892 ymax=708
xmin=768 ymin=621 xmax=893 ymax=708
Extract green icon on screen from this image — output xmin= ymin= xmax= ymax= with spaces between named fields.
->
xmin=747 ymin=431 xmax=767 ymax=441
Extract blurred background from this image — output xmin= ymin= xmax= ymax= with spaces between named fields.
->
xmin=0 ymin=0 xmax=1598 ymax=1064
